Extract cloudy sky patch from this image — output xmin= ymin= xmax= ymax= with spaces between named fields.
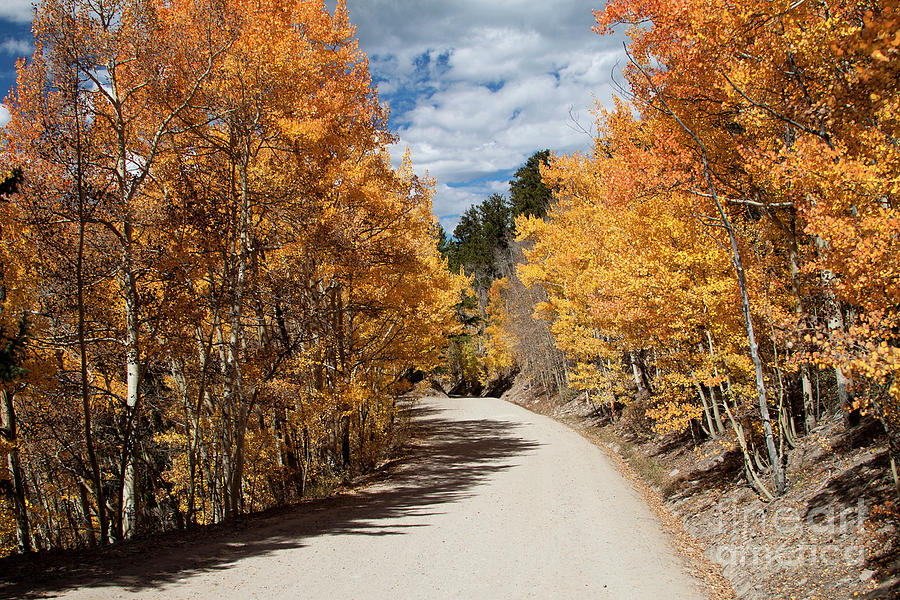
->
xmin=339 ymin=0 xmax=626 ymax=232
xmin=0 ymin=37 xmax=32 ymax=57
xmin=0 ymin=1 xmax=34 ymax=24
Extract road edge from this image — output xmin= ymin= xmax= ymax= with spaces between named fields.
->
xmin=501 ymin=396 xmax=738 ymax=600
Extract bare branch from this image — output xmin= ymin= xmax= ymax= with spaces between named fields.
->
xmin=689 ymin=188 xmax=793 ymax=208
xmin=720 ymin=71 xmax=835 ymax=150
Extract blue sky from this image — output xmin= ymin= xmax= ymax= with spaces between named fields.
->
xmin=0 ymin=1 xmax=627 ymax=234
xmin=0 ymin=2 xmax=33 ymax=114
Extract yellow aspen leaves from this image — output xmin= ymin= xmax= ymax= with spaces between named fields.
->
xmin=0 ymin=0 xmax=464 ymax=552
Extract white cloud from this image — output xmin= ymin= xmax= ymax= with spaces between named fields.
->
xmin=436 ymin=183 xmax=488 ymax=217
xmin=0 ymin=104 xmax=10 ymax=128
xmin=0 ymin=38 xmax=32 ymax=56
xmin=433 ymin=181 xmax=506 ymax=235
xmin=337 ymin=0 xmax=628 ymax=221
xmin=0 ymin=1 xmax=35 ymax=24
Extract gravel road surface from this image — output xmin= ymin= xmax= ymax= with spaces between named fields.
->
xmin=22 ymin=396 xmax=707 ymax=599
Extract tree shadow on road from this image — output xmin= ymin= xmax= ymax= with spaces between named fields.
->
xmin=0 ymin=402 xmax=541 ymax=599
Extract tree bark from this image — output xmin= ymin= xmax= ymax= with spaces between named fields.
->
xmin=121 ymin=237 xmax=141 ymax=538
xmin=692 ymin=374 xmax=716 ymax=437
xmin=725 ymin=209 xmax=786 ymax=494
xmin=629 ymin=350 xmax=651 ymax=399
xmin=627 ymin=54 xmax=787 ymax=494
xmin=788 ymin=244 xmax=816 ymax=430
xmin=77 ymin=482 xmax=97 ymax=547
xmin=1 ymin=389 xmax=31 ymax=553
xmin=74 ymin=97 xmax=109 ymax=543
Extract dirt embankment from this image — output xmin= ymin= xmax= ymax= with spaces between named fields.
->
xmin=502 ymin=376 xmax=900 ymax=600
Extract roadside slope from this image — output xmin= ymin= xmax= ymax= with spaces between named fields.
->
xmin=10 ymin=397 xmax=706 ymax=600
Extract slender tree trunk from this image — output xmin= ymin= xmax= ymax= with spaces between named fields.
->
xmin=630 ymin=350 xmax=650 ymax=398
xmin=1 ymin=389 xmax=31 ymax=553
xmin=77 ymin=482 xmax=96 ymax=548
xmin=788 ymin=244 xmax=816 ymax=430
xmin=76 ymin=189 xmax=108 ymax=545
xmin=816 ymin=237 xmax=854 ymax=413
xmin=78 ymin=271 xmax=109 ymax=545
xmin=72 ymin=66 xmax=109 ymax=545
xmin=692 ymin=374 xmax=716 ymax=437
xmin=728 ymin=220 xmax=786 ymax=494
xmin=121 ymin=239 xmax=141 ymax=538
xmin=29 ymin=467 xmax=50 ymax=551
xmin=229 ymin=416 xmax=247 ymax=516
xmin=708 ymin=384 xmax=725 ymax=435
xmin=187 ymin=324 xmax=214 ymax=525
xmin=271 ymin=411 xmax=285 ymax=503
xmin=826 ymin=295 xmax=853 ymax=411
xmin=221 ymin=149 xmax=252 ymax=520
xmin=341 ymin=414 xmax=351 ymax=469
xmin=104 ymin=58 xmax=143 ymax=540
xmin=721 ymin=397 xmax=775 ymax=501
xmin=870 ymin=399 xmax=900 ymax=496
xmin=222 ymin=423 xmax=233 ymax=519
xmin=629 ymin=54 xmax=787 ymax=494
xmin=703 ymin=334 xmax=725 ymax=434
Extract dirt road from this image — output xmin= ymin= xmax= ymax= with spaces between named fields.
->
xmin=13 ymin=396 xmax=707 ymax=599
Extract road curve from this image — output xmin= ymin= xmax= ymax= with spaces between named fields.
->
xmin=37 ymin=397 xmax=707 ymax=600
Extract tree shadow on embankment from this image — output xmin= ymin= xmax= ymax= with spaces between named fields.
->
xmin=0 ymin=403 xmax=540 ymax=599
